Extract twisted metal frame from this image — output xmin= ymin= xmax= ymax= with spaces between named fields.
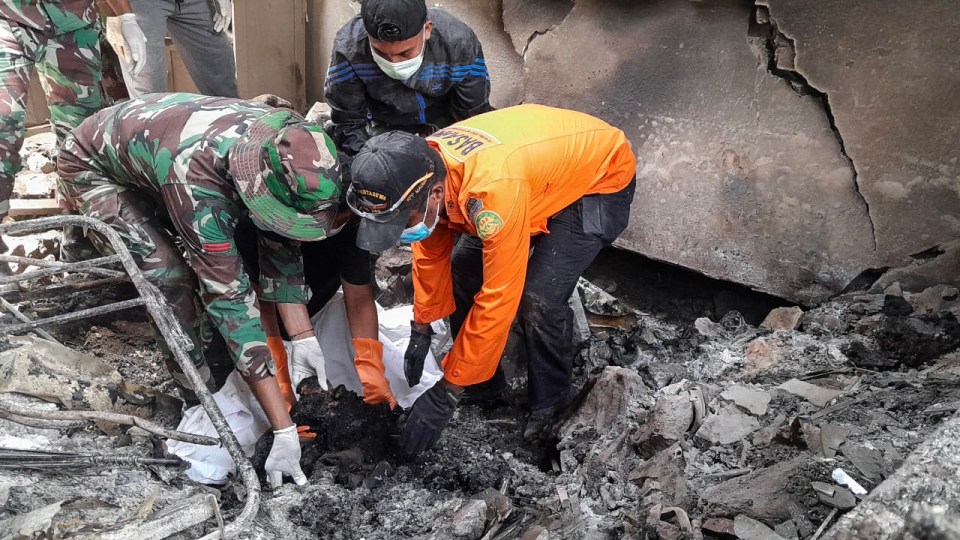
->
xmin=0 ymin=215 xmax=260 ymax=538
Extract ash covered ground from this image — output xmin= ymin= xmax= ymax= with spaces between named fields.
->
xmin=2 ymin=229 xmax=960 ymax=539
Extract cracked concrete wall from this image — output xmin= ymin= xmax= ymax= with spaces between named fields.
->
xmin=313 ymin=0 xmax=960 ymax=304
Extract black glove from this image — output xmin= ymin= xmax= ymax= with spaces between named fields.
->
xmin=401 ymin=382 xmax=460 ymax=456
xmin=404 ymin=322 xmax=433 ymax=387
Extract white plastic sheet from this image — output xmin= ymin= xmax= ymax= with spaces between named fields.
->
xmin=167 ymin=296 xmax=444 ymax=484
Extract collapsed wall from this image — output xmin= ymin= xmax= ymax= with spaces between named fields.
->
xmin=319 ymin=0 xmax=960 ymax=305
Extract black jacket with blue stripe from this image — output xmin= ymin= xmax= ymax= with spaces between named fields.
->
xmin=324 ymin=8 xmax=492 ymax=156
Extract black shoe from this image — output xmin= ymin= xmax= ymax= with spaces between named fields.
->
xmin=523 ymin=395 xmax=574 ymax=441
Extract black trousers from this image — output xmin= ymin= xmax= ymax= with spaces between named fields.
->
xmin=449 ymin=178 xmax=636 ymax=412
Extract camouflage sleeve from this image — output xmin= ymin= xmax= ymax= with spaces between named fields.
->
xmin=159 ymin=182 xmax=277 ymax=383
xmin=257 ymin=232 xmax=308 ymax=304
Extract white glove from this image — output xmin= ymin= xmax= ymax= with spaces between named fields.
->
xmin=106 ymin=14 xmax=147 ymax=76
xmin=213 ymin=0 xmax=233 ymax=33
xmin=290 ymin=336 xmax=328 ymax=391
xmin=265 ymin=425 xmax=307 ymax=488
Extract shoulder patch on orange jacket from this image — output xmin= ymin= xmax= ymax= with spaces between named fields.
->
xmin=474 ymin=210 xmax=503 ymax=240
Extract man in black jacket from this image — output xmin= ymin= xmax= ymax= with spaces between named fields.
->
xmin=325 ymin=0 xmax=492 ymax=156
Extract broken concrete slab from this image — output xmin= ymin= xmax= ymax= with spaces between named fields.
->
xmin=819 ymin=424 xmax=851 ymax=458
xmin=761 ymin=1 xmax=960 ymax=282
xmin=872 ymin=240 xmax=960 ymax=295
xmin=734 ymin=514 xmax=789 ymax=540
xmin=777 ymin=379 xmax=842 ymax=407
xmin=450 ymin=499 xmax=487 ymax=539
xmin=760 ymin=307 xmax=804 ymax=331
xmin=702 ymin=457 xmax=807 ymax=523
xmin=521 ymin=0 xmax=875 ymax=305
xmin=813 ymin=482 xmax=856 ymax=510
xmin=702 ymin=517 xmax=736 ymax=538
xmin=720 ymin=385 xmax=771 ymax=416
xmin=636 ymin=392 xmax=694 ymax=458
xmin=695 ymin=405 xmax=760 ymax=446
xmin=840 ymin=443 xmax=887 ymax=483
xmin=558 ymin=366 xmax=652 ymax=440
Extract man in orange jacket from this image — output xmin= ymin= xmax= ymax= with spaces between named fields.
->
xmin=346 ymin=104 xmax=636 ymax=454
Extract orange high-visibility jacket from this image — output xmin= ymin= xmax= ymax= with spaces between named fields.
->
xmin=413 ymin=104 xmax=636 ymax=386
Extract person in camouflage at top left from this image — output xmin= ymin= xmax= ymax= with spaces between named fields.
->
xmin=0 ymin=0 xmax=145 ymax=253
xmin=58 ymin=92 xmax=347 ymax=488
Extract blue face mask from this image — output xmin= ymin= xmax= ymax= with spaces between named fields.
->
xmin=400 ymin=197 xmax=440 ymax=244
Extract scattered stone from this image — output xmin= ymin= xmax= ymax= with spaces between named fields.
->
xmin=820 ymin=424 xmax=851 ymax=458
xmin=777 ymin=379 xmax=842 ymax=407
xmin=789 ymin=417 xmax=822 ymax=453
xmin=760 ymin=307 xmax=804 ymax=331
xmin=943 ymin=287 xmax=959 ymax=300
xmin=775 ymin=520 xmax=800 ymax=539
xmin=745 ymin=337 xmax=781 ymax=372
xmin=695 ymin=405 xmax=760 ymax=445
xmin=753 ymin=413 xmax=788 ymax=447
xmin=874 ymin=312 xmax=960 ymax=367
xmin=450 ymin=499 xmax=487 ymax=539
xmin=882 ymin=282 xmax=914 ymax=316
xmin=636 ymin=392 xmax=694 ymax=457
xmin=840 ymin=443 xmax=887 ymax=482
xmin=362 ymin=460 xmax=395 ymax=490
xmin=578 ymin=277 xmax=626 ymax=316
xmin=521 ymin=526 xmax=549 ymax=540
xmin=0 ymin=501 xmax=62 ymax=538
xmin=702 ymin=457 xmax=806 ymax=523
xmin=558 ymin=366 xmax=651 ymax=440
xmin=734 ymin=514 xmax=790 ymax=540
xmin=814 ymin=483 xmax=857 ymax=510
xmin=702 ymin=517 xmax=737 ymax=538
xmin=629 ymin=444 xmax=690 ymax=510
xmin=720 ymin=385 xmax=771 ymax=416
xmin=477 ymin=487 xmax=512 ymax=524
xmin=911 ymin=286 xmax=947 ymax=315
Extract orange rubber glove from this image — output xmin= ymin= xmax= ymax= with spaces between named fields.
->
xmin=353 ymin=338 xmax=397 ymax=409
xmin=267 ymin=336 xmax=297 ymax=413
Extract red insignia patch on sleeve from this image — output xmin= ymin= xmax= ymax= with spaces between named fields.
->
xmin=202 ymin=242 xmax=232 ymax=253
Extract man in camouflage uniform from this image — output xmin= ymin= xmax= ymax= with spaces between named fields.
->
xmin=0 ymin=0 xmax=118 ymax=225
xmin=58 ymin=92 xmax=343 ymax=487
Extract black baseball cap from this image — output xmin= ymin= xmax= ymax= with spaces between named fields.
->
xmin=346 ymin=131 xmax=437 ymax=252
xmin=362 ymin=0 xmax=428 ymax=42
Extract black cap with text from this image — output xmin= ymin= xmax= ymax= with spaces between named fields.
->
xmin=362 ymin=0 xmax=428 ymax=42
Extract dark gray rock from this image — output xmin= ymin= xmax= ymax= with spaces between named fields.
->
xmin=702 ymin=457 xmax=807 ymax=522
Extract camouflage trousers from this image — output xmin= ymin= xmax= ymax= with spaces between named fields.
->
xmin=57 ymin=181 xmax=214 ymax=391
xmin=0 ymin=18 xmax=103 ymax=219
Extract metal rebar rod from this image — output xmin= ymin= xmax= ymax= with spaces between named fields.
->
xmin=0 ymin=254 xmax=127 ymax=279
xmin=0 ymin=215 xmax=260 ymax=537
xmin=0 ymin=297 xmax=145 ymax=335
xmin=0 ymin=399 xmax=218 ymax=445
xmin=0 ymin=297 xmax=59 ymax=343
xmin=0 ymin=410 xmax=86 ymax=430
xmin=0 ymin=277 xmax=132 ymax=301
xmin=0 ymin=254 xmax=123 ymax=285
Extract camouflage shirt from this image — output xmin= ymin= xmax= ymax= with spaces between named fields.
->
xmin=0 ymin=0 xmax=97 ymax=33
xmin=62 ymin=93 xmax=312 ymax=380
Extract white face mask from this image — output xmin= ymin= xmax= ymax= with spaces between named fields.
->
xmin=371 ymin=28 xmax=426 ymax=80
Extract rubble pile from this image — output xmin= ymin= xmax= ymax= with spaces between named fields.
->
xmin=2 ymin=230 xmax=960 ymax=539
xmin=246 ymin=279 xmax=960 ymax=539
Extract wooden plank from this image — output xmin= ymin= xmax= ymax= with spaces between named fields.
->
xmin=24 ymin=71 xmax=50 ymax=127
xmin=234 ymin=0 xmax=307 ymax=111
xmin=166 ymin=38 xmax=201 ymax=94
xmin=9 ymin=198 xmax=61 ymax=217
